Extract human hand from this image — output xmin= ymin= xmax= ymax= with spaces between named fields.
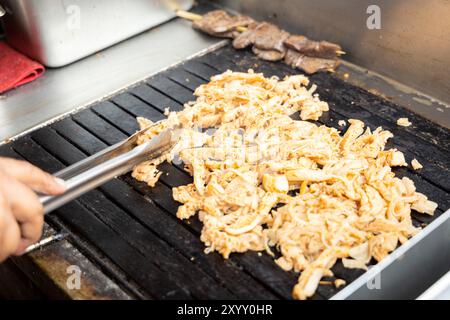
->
xmin=0 ymin=157 xmax=66 ymax=262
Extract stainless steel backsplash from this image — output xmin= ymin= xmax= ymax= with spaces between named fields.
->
xmin=215 ymin=0 xmax=450 ymax=105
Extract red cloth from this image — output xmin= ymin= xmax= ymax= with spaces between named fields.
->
xmin=0 ymin=41 xmax=45 ymax=94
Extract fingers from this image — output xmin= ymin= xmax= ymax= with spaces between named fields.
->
xmin=14 ymin=216 xmax=44 ymax=256
xmin=2 ymin=213 xmax=21 ymax=260
xmin=0 ymin=166 xmax=47 ymax=260
xmin=0 ymin=173 xmax=44 ymax=254
xmin=0 ymin=195 xmax=21 ymax=262
xmin=5 ymin=177 xmax=44 ymax=254
xmin=16 ymin=238 xmax=35 ymax=256
xmin=0 ymin=157 xmax=66 ymax=195
xmin=0 ymin=158 xmax=59 ymax=260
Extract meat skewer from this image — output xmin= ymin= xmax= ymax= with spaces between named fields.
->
xmin=176 ymin=10 xmax=249 ymax=33
xmin=285 ymin=35 xmax=343 ymax=60
xmin=176 ymin=10 xmax=345 ymax=54
xmin=185 ymin=10 xmax=254 ymax=38
xmin=233 ymin=22 xmax=290 ymax=61
xmin=284 ymin=49 xmax=340 ymax=74
xmin=176 ymin=10 xmax=345 ymax=74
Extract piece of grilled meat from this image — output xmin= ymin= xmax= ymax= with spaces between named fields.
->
xmin=190 ymin=10 xmax=342 ymax=72
xmin=284 ymin=49 xmax=340 ymax=74
xmin=284 ymin=35 xmax=342 ymax=59
xmin=192 ymin=10 xmax=255 ymax=38
xmin=233 ymin=22 xmax=289 ymax=61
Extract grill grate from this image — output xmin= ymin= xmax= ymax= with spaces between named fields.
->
xmin=1 ymin=45 xmax=449 ymax=300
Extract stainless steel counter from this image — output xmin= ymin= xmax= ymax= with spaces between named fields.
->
xmin=0 ymin=18 xmax=223 ymax=143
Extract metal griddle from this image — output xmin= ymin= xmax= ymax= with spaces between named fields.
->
xmin=0 ymin=45 xmax=449 ymax=300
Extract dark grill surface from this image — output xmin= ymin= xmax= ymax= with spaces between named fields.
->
xmin=1 ymin=46 xmax=449 ymax=300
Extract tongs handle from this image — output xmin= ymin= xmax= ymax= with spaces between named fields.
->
xmin=40 ymin=128 xmax=175 ymax=214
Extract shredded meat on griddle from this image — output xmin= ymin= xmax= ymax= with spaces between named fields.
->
xmin=192 ymin=10 xmax=255 ymax=38
xmin=132 ymin=70 xmax=437 ymax=300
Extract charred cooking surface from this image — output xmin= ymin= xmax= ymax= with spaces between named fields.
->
xmin=0 ymin=46 xmax=449 ymax=299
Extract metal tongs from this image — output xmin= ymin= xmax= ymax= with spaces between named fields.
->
xmin=40 ymin=124 xmax=180 ymax=215
xmin=25 ymin=125 xmax=178 ymax=253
